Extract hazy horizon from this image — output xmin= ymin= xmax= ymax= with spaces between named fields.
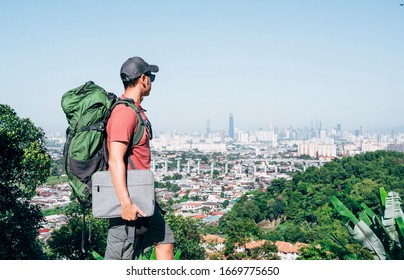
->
xmin=1 ymin=1 xmax=403 ymax=135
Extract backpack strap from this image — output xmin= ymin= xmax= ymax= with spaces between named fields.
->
xmin=114 ymin=98 xmax=147 ymax=170
xmin=111 ymin=98 xmax=146 ymax=150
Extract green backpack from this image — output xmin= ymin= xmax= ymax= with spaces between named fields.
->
xmin=61 ymin=81 xmax=145 ymax=207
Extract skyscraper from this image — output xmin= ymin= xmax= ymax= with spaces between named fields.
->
xmin=229 ymin=113 xmax=234 ymax=139
xmin=206 ymin=119 xmax=210 ymax=136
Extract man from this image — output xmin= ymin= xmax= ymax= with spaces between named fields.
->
xmin=104 ymin=56 xmax=175 ymax=260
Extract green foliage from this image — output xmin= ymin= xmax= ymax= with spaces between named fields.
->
xmin=222 ymin=199 xmax=230 ymax=208
xmin=174 ymin=249 xmax=181 ymax=260
xmin=350 ymin=179 xmax=380 ymax=213
xmin=222 ymin=217 xmax=260 ymax=244
xmin=46 ymin=175 xmax=68 ymax=186
xmin=164 ymin=212 xmax=205 ymax=260
xmin=41 ymin=206 xmax=69 ymax=216
xmin=245 ymin=241 xmax=280 ymax=260
xmin=0 ymin=183 xmax=46 ymax=259
xmin=50 ymin=157 xmax=65 ymax=177
xmin=163 ymin=173 xmax=183 ymax=181
xmin=155 ymin=180 xmax=180 ymax=193
xmin=139 ymin=247 xmax=182 ymax=260
xmin=331 ymin=188 xmax=404 ymax=260
xmin=0 ymin=105 xmax=51 ymax=192
xmin=330 ymin=196 xmax=359 ymax=224
xmin=92 ymin=250 xmax=104 ymax=260
xmin=140 ymin=247 xmax=157 ymax=260
xmin=0 ymin=105 xmax=51 ymax=259
xmin=297 ymin=245 xmax=336 ymax=260
xmin=219 ymin=150 xmax=404 ymax=260
xmin=46 ymin=209 xmax=108 ymax=260
xmin=201 ymin=224 xmax=222 ymax=235
xmin=267 ymin=178 xmax=288 ymax=196
xmin=226 ymin=252 xmax=248 ymax=260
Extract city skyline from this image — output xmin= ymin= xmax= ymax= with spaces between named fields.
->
xmin=1 ymin=1 xmax=403 ymax=134
xmin=46 ymin=113 xmax=403 ymax=137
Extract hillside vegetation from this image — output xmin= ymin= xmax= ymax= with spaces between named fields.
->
xmin=219 ymin=150 xmax=404 ymax=259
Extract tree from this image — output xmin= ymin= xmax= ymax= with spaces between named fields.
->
xmin=268 ymin=178 xmax=288 ymax=196
xmin=226 ymin=195 xmax=263 ymax=223
xmin=50 ymin=157 xmax=65 ymax=177
xmin=221 ymin=217 xmax=260 ymax=254
xmin=298 ymin=245 xmax=336 ymax=260
xmin=246 ymin=241 xmax=280 ymax=260
xmin=164 ymin=212 xmax=206 ymax=260
xmin=266 ymin=197 xmax=285 ymax=220
xmin=47 ymin=209 xmax=109 ymax=260
xmin=0 ymin=105 xmax=51 ymax=259
xmin=349 ymin=179 xmax=380 ymax=213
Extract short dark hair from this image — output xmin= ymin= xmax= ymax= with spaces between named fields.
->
xmin=123 ymin=77 xmax=139 ymax=90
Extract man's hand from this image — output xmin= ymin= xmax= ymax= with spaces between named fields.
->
xmin=121 ymin=200 xmax=146 ymax=221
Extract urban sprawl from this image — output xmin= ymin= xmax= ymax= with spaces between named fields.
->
xmin=37 ymin=121 xmax=404 ymax=259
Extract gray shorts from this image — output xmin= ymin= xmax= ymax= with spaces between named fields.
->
xmin=104 ymin=204 xmax=175 ymax=260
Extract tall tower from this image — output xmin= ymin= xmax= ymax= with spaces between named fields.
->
xmin=206 ymin=119 xmax=210 ymax=136
xmin=229 ymin=113 xmax=234 ymax=140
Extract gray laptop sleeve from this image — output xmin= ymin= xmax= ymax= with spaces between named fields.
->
xmin=91 ymin=170 xmax=155 ymax=219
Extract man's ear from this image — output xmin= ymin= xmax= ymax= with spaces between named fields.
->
xmin=140 ymin=74 xmax=147 ymax=86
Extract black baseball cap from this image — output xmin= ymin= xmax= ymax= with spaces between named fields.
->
xmin=120 ymin=56 xmax=159 ymax=82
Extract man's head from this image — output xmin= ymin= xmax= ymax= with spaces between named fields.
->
xmin=120 ymin=57 xmax=159 ymax=90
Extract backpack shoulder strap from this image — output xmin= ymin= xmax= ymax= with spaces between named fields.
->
xmin=111 ymin=98 xmax=145 ymax=149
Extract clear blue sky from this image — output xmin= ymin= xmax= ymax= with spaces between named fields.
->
xmin=1 ymin=0 xmax=403 ymax=134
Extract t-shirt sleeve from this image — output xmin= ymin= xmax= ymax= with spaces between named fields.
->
xmin=107 ymin=105 xmax=138 ymax=144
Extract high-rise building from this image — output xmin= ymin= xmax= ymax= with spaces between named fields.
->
xmin=229 ymin=113 xmax=234 ymax=139
xmin=206 ymin=119 xmax=210 ymax=136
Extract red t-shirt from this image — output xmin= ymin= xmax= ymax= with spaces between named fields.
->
xmin=106 ymin=99 xmax=150 ymax=170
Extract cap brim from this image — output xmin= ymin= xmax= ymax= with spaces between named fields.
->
xmin=149 ymin=65 xmax=159 ymax=73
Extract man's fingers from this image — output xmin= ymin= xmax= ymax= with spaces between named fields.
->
xmin=135 ymin=205 xmax=146 ymax=217
xmin=123 ymin=215 xmax=136 ymax=221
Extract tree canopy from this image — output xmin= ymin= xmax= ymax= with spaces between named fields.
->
xmin=0 ymin=104 xmax=51 ymax=259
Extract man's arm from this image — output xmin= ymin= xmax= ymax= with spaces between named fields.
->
xmin=108 ymin=141 xmax=145 ymax=221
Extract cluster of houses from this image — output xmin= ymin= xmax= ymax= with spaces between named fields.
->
xmin=32 ymin=184 xmax=71 ymax=242
xmin=202 ymin=234 xmax=309 ymax=260
xmin=152 ymin=156 xmax=294 ymax=222
xmin=155 ymin=172 xmax=260 ymax=221
xmin=32 ymin=184 xmax=72 ymax=210
xmin=38 ymin=214 xmax=69 ymax=242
